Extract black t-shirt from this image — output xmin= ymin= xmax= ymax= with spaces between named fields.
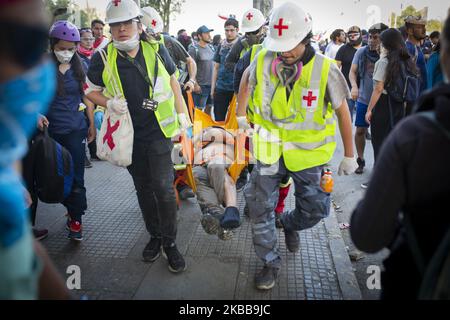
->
xmin=88 ymin=43 xmax=176 ymax=149
xmin=335 ymin=43 xmax=358 ymax=89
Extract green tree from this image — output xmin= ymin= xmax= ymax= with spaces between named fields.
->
xmin=427 ymin=19 xmax=443 ymax=33
xmin=396 ymin=5 xmax=420 ymax=27
xmin=140 ymin=0 xmax=186 ymax=33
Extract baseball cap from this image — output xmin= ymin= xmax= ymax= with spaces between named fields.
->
xmin=197 ymin=25 xmax=214 ymax=34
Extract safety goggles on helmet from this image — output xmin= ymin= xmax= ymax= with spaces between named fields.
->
xmin=110 ymin=18 xmax=140 ymax=28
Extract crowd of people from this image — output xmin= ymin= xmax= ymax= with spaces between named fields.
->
xmin=0 ymin=0 xmax=449 ymax=300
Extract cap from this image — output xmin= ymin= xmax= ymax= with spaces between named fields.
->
xmin=347 ymin=26 xmax=361 ymax=34
xmin=404 ymin=15 xmax=427 ymax=26
xmin=197 ymin=25 xmax=214 ymax=34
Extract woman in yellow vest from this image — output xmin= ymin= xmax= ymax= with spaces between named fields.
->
xmin=237 ymin=2 xmax=358 ymax=290
xmin=86 ymin=0 xmax=191 ymax=274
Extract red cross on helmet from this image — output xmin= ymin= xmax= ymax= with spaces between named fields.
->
xmin=264 ymin=2 xmax=313 ymax=52
xmin=141 ymin=6 xmax=164 ymax=34
xmin=240 ymin=8 xmax=266 ymax=33
xmin=105 ymin=0 xmax=142 ymax=24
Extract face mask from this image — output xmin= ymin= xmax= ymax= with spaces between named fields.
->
xmin=0 ymin=21 xmax=49 ymax=68
xmin=113 ymin=33 xmax=140 ymax=52
xmin=0 ymin=59 xmax=56 ymax=168
xmin=54 ymin=50 xmax=75 ymax=64
xmin=246 ymin=33 xmax=261 ymax=46
xmin=348 ymin=33 xmax=362 ymax=46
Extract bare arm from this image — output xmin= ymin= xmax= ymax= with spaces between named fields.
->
xmin=83 ymin=97 xmax=96 ymax=143
xmin=170 ymin=74 xmax=189 ymax=116
xmin=86 ymin=91 xmax=108 ymax=109
xmin=335 ymin=99 xmax=355 ymax=158
xmin=237 ymin=67 xmax=251 ymax=117
xmin=365 ymin=80 xmax=385 ymax=124
xmin=335 ymin=60 xmax=342 ymax=69
xmin=211 ymin=62 xmax=219 ymax=96
xmin=349 ymin=64 xmax=359 ymax=101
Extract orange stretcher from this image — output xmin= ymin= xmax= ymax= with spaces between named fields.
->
xmin=173 ymin=92 xmax=250 ymax=203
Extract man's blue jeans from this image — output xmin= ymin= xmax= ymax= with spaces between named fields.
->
xmin=193 ymin=85 xmax=212 ymax=110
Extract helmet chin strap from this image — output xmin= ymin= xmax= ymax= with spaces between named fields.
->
xmin=271 ymin=56 xmax=303 ymax=91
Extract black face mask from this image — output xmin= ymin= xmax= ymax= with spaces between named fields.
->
xmin=0 ymin=21 xmax=49 ymax=69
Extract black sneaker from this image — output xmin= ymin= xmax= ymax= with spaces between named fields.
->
xmin=361 ymin=181 xmax=369 ymax=189
xmin=275 ymin=214 xmax=283 ymax=229
xmin=244 ymin=204 xmax=250 ymax=218
xmin=365 ymin=131 xmax=372 ymax=140
xmin=142 ymin=237 xmax=162 ymax=262
xmin=85 ymin=157 xmax=93 ymax=168
xmin=162 ymin=243 xmax=186 ymax=273
xmin=220 ymin=207 xmax=241 ymax=229
xmin=200 ymin=213 xmax=220 ymax=235
xmin=255 ymin=265 xmax=279 ymax=290
xmin=236 ymin=168 xmax=248 ymax=192
xmin=355 ymin=158 xmax=365 ymax=174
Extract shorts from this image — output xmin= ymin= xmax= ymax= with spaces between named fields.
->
xmin=355 ymin=101 xmax=370 ymax=128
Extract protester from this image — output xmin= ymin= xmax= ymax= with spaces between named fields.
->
xmin=351 ymin=12 xmax=450 ymax=300
xmin=427 ymin=39 xmax=444 ymax=89
xmin=404 ymin=15 xmax=428 ymax=92
xmin=91 ymin=19 xmax=109 ymax=51
xmin=325 ymin=29 xmax=345 ymax=59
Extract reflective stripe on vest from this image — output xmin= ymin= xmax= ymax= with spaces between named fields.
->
xmin=102 ymin=41 xmax=179 ymax=138
xmin=251 ymin=49 xmax=337 ymax=172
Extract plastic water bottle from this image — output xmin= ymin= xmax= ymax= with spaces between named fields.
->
xmin=321 ymin=169 xmax=334 ymax=193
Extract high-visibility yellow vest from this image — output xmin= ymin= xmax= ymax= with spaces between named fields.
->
xmin=251 ymin=49 xmax=337 ymax=172
xmin=102 ymin=41 xmax=179 ymax=138
xmin=244 ymin=44 xmax=263 ymax=123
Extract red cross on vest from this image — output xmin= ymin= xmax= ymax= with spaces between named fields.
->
xmin=151 ymin=19 xmax=157 ymax=27
xmin=274 ymin=18 xmax=289 ymax=37
xmin=103 ymin=118 xmax=120 ymax=150
xmin=112 ymin=0 xmax=121 ymax=6
xmin=303 ymin=90 xmax=317 ymax=107
xmin=246 ymin=12 xmax=253 ymax=20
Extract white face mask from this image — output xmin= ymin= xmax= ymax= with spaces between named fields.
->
xmin=113 ymin=33 xmax=140 ymax=52
xmin=54 ymin=50 xmax=75 ymax=64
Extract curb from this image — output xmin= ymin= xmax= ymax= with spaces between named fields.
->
xmin=324 ymin=209 xmax=362 ymax=300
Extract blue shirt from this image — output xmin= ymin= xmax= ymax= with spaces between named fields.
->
xmin=214 ymin=41 xmax=236 ymax=92
xmin=427 ymin=52 xmax=444 ymax=89
xmin=406 ymin=41 xmax=428 ymax=92
xmin=352 ymin=46 xmax=377 ymax=105
xmin=47 ymin=68 xmax=88 ymax=135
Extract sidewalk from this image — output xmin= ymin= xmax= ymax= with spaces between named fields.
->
xmin=38 ymin=161 xmax=361 ymax=300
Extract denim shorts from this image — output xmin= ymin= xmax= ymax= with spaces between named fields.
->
xmin=355 ymin=101 xmax=370 ymax=128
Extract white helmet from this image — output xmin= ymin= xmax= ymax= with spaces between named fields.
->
xmin=141 ymin=6 xmax=163 ymax=34
xmin=105 ymin=0 xmax=142 ymax=25
xmin=240 ymin=8 xmax=266 ymax=33
xmin=263 ymin=2 xmax=313 ymax=52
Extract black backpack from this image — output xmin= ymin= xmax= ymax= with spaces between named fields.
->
xmin=404 ymin=111 xmax=450 ymax=300
xmin=386 ymin=61 xmax=421 ymax=104
xmin=32 ymin=126 xmax=74 ymax=203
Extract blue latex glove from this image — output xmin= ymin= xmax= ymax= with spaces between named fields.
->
xmin=94 ymin=111 xmax=104 ymax=130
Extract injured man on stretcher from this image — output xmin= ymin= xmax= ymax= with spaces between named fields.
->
xmin=193 ymin=126 xmax=241 ymax=240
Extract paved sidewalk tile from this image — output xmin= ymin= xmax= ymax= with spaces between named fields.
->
xmin=39 ymin=161 xmax=359 ymax=300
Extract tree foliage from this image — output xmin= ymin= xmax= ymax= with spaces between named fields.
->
xmin=140 ymin=0 xmax=185 ymax=33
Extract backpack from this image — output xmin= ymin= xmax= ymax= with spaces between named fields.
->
xmin=32 ymin=126 xmax=74 ymax=203
xmin=386 ymin=60 xmax=421 ymax=104
xmin=404 ymin=111 xmax=450 ymax=300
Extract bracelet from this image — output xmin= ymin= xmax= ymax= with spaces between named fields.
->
xmin=188 ymin=79 xmax=196 ymax=84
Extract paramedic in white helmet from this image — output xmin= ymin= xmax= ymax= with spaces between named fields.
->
xmin=226 ymin=8 xmax=267 ymax=68
xmin=141 ymin=6 xmax=198 ymax=94
xmin=86 ymin=0 xmax=191 ymax=274
xmin=237 ymin=2 xmax=358 ymax=290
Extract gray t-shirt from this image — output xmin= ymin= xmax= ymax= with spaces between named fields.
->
xmin=373 ymin=57 xmax=388 ymax=95
xmin=352 ymin=46 xmax=377 ymax=105
xmin=249 ymin=54 xmax=350 ymax=111
xmin=188 ymin=43 xmax=215 ymax=86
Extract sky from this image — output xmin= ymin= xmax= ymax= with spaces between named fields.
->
xmin=75 ymin=0 xmax=447 ymax=36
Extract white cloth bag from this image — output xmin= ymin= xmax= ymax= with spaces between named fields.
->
xmin=96 ymin=49 xmax=134 ymax=167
